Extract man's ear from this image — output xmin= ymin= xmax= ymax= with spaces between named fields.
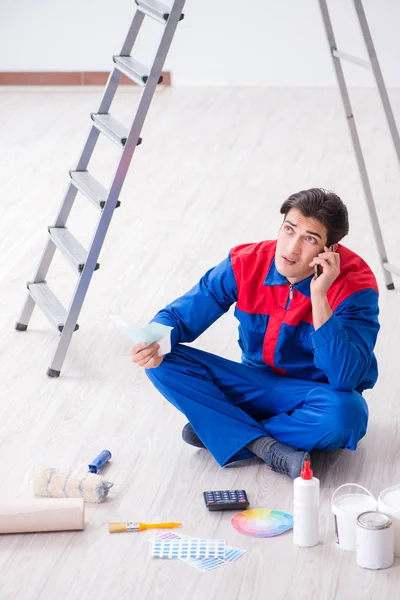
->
xmin=331 ymin=243 xmax=338 ymax=252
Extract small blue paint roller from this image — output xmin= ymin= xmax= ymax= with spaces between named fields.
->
xmin=88 ymin=450 xmax=112 ymax=474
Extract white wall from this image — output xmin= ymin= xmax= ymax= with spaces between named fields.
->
xmin=0 ymin=0 xmax=399 ymax=86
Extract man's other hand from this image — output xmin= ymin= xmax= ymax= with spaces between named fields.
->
xmin=130 ymin=342 xmax=164 ymax=369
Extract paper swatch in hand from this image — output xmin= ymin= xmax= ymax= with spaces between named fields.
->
xmin=110 ymin=315 xmax=173 ymax=356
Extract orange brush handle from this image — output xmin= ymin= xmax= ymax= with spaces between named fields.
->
xmin=139 ymin=522 xmax=182 ymax=530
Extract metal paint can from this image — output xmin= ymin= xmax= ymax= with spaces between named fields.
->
xmin=356 ymin=511 xmax=394 ymax=570
xmin=377 ymin=485 xmax=400 ymax=558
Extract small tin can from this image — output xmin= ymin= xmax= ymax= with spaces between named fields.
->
xmin=356 ymin=511 xmax=394 ymax=569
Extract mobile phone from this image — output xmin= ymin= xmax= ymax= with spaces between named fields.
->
xmin=314 ymin=245 xmax=333 ymax=278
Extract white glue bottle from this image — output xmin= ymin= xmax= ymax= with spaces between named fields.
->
xmin=293 ymin=460 xmax=320 ymax=547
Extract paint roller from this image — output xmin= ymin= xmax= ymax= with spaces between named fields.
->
xmin=34 ymin=450 xmax=114 ymax=503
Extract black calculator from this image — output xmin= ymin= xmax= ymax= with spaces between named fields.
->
xmin=203 ymin=489 xmax=249 ymax=511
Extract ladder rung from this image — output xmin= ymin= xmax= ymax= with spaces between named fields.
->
xmin=27 ymin=282 xmax=79 ymax=333
xmin=113 ymin=56 xmax=163 ymax=86
xmin=48 ymin=227 xmax=100 ymax=274
xmin=135 ymin=0 xmax=184 ymax=24
xmin=91 ymin=113 xmax=143 ymax=149
xmin=332 ymin=49 xmax=371 ymax=70
xmin=69 ymin=170 xmax=120 ymax=211
xmin=383 ymin=261 xmax=400 ymax=278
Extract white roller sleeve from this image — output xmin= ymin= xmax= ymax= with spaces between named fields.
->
xmin=34 ymin=468 xmax=113 ymax=503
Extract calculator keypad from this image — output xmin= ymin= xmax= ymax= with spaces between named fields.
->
xmin=203 ymin=489 xmax=249 ymax=511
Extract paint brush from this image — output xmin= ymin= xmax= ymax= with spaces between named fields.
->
xmin=109 ymin=521 xmax=182 ymax=533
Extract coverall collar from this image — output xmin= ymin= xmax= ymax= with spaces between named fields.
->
xmin=264 ymin=257 xmax=313 ymax=298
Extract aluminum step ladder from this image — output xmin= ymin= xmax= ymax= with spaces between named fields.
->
xmin=319 ymin=0 xmax=400 ymax=290
xmin=15 ymin=0 xmax=186 ymax=377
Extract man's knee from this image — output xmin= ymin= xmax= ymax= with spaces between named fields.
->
xmin=144 ymin=346 xmax=181 ymax=384
xmin=144 ymin=344 xmax=205 ymax=387
xmin=306 ymin=387 xmax=368 ymax=450
xmin=328 ymin=389 xmax=368 ymax=434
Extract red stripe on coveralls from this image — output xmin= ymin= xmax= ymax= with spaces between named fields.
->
xmin=263 ymin=306 xmax=287 ymax=374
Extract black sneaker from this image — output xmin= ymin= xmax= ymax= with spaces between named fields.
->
xmin=182 ymin=423 xmax=205 ymax=448
xmin=266 ymin=442 xmax=310 ymax=480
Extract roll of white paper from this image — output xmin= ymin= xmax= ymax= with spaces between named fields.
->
xmin=0 ymin=498 xmax=85 ymax=533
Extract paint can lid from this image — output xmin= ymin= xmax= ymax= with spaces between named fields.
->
xmin=333 ymin=493 xmax=376 ymax=513
xmin=357 ymin=511 xmax=392 ymax=530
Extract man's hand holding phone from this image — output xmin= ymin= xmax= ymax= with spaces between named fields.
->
xmin=309 ymin=245 xmax=340 ymax=297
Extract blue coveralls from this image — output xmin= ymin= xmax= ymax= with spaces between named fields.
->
xmin=146 ymin=241 xmax=380 ymax=466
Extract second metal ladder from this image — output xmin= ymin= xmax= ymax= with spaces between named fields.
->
xmin=319 ymin=0 xmax=400 ymax=290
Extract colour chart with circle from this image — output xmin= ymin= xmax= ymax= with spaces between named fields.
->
xmin=231 ymin=508 xmax=293 ymax=538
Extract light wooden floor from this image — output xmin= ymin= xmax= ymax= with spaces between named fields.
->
xmin=0 ymin=85 xmax=399 ymax=600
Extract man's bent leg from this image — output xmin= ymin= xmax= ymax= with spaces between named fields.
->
xmin=260 ymin=385 xmax=369 ymax=452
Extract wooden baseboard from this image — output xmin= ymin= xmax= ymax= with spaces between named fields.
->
xmin=0 ymin=71 xmax=171 ymax=86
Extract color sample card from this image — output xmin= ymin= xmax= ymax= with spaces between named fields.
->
xmin=231 ymin=508 xmax=293 ymax=538
xmin=151 ymin=537 xmax=226 ymax=559
xmin=224 ymin=546 xmax=247 ymax=562
xmin=183 ymin=557 xmax=225 ymax=572
xmin=183 ymin=546 xmax=247 ymax=572
xmin=110 ymin=315 xmax=173 ymax=356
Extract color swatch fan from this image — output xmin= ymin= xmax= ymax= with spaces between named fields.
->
xmin=231 ymin=508 xmax=293 ymax=538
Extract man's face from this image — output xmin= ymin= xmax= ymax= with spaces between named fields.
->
xmin=275 ymin=208 xmax=328 ymax=283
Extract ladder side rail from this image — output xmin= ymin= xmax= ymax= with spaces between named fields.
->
xmin=318 ymin=0 xmax=394 ymax=289
xmin=353 ymin=0 xmax=400 ymax=165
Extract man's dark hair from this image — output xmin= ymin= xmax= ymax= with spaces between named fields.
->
xmin=280 ymin=188 xmax=349 ymax=246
